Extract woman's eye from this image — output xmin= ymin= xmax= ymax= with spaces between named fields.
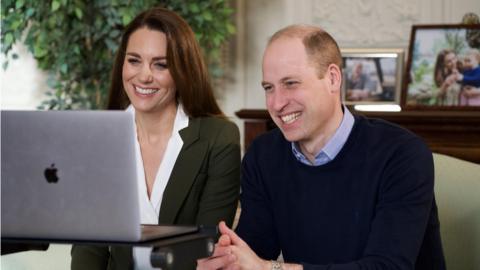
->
xmin=153 ymin=62 xmax=167 ymax=69
xmin=127 ymin=58 xmax=140 ymax=65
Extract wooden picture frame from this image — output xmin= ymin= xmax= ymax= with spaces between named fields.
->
xmin=402 ymin=24 xmax=480 ymax=110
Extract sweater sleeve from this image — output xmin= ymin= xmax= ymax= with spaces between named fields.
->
xmin=235 ymin=142 xmax=281 ymax=260
xmin=301 ymin=137 xmax=436 ymax=270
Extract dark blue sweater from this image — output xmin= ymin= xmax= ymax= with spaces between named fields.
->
xmin=236 ymin=115 xmax=445 ymax=270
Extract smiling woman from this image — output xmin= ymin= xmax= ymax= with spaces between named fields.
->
xmin=71 ymin=7 xmax=241 ymax=270
xmin=121 ymin=29 xmax=177 ymax=117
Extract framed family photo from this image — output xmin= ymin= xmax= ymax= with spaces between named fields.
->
xmin=341 ymin=48 xmax=404 ymax=105
xmin=403 ymin=24 xmax=480 ymax=110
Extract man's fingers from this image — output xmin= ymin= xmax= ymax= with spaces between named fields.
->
xmin=196 ymin=254 xmax=236 ymax=270
xmin=219 ymin=221 xmax=245 ymax=246
xmin=218 ymin=221 xmax=229 ymax=233
xmin=218 ymin=234 xmax=232 ymax=246
xmin=225 ymin=263 xmax=241 ymax=270
xmin=211 ymin=245 xmax=231 ymax=257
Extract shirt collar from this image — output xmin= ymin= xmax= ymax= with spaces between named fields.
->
xmin=172 ymin=104 xmax=189 ymax=135
xmin=126 ymin=103 xmax=189 ymax=139
xmin=291 ymin=106 xmax=354 ymax=166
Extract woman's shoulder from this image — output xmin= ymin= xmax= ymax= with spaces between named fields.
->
xmin=192 ymin=116 xmax=240 ymax=140
xmin=197 ymin=115 xmax=235 ymax=126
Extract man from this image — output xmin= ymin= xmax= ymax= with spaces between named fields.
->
xmin=346 ymin=62 xmax=376 ymax=101
xmin=198 ymin=24 xmax=445 ymax=270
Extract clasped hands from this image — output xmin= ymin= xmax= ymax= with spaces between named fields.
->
xmin=197 ymin=221 xmax=302 ymax=270
xmin=196 ymin=221 xmax=270 ymax=270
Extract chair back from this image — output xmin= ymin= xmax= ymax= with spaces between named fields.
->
xmin=433 ymin=153 xmax=480 ymax=270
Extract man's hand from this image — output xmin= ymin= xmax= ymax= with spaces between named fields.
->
xmin=197 ymin=231 xmax=236 ymax=269
xmin=196 ymin=221 xmax=268 ymax=270
xmin=197 ymin=221 xmax=303 ymax=270
xmin=217 ymin=221 xmax=270 ymax=270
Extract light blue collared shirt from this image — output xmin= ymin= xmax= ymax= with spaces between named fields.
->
xmin=292 ymin=106 xmax=355 ymax=166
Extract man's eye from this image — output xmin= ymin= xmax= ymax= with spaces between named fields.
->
xmin=263 ymin=85 xmax=273 ymax=91
xmin=285 ymin=81 xmax=299 ymax=88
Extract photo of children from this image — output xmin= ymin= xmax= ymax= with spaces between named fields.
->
xmin=405 ymin=25 xmax=480 ymax=107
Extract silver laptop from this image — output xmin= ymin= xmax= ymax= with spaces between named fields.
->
xmin=1 ymin=110 xmax=197 ymax=243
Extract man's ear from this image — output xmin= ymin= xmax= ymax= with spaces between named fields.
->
xmin=326 ymin=64 xmax=342 ymax=93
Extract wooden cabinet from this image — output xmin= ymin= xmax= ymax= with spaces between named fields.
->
xmin=236 ymin=109 xmax=480 ymax=164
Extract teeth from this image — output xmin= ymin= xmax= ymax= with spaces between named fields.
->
xmin=135 ymin=86 xmax=158 ymax=94
xmin=281 ymin=112 xmax=300 ymax=124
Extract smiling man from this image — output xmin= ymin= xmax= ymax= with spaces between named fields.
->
xmin=262 ymin=30 xmax=344 ymax=165
xmin=197 ymin=25 xmax=445 ymax=270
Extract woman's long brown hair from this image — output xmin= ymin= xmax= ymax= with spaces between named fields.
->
xmin=107 ymin=7 xmax=224 ymax=117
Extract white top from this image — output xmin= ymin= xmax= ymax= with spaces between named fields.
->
xmin=127 ymin=104 xmax=189 ymax=270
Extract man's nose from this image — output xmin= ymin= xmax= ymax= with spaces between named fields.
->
xmin=270 ymin=90 xmax=289 ymax=112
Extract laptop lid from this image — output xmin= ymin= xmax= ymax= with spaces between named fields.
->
xmin=1 ymin=110 xmax=142 ymax=242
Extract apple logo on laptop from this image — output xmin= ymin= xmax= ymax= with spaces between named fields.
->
xmin=44 ymin=164 xmax=59 ymax=183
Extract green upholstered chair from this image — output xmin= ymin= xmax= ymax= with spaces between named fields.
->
xmin=433 ymin=153 xmax=480 ymax=270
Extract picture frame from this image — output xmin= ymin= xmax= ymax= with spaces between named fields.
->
xmin=341 ymin=48 xmax=404 ymax=105
xmin=402 ymin=24 xmax=480 ymax=110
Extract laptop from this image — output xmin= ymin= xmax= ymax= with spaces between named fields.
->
xmin=1 ymin=110 xmax=199 ymax=244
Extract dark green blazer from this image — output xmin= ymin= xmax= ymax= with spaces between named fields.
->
xmin=71 ymin=117 xmax=241 ymax=270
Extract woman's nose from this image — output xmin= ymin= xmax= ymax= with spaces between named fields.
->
xmin=138 ymin=64 xmax=153 ymax=83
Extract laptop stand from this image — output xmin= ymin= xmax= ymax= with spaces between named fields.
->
xmin=1 ymin=225 xmax=217 ymax=270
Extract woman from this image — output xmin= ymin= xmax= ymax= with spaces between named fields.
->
xmin=71 ymin=6 xmax=241 ymax=270
xmin=433 ymin=49 xmax=461 ymax=105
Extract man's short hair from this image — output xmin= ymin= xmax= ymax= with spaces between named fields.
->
xmin=268 ymin=24 xmax=342 ymax=79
